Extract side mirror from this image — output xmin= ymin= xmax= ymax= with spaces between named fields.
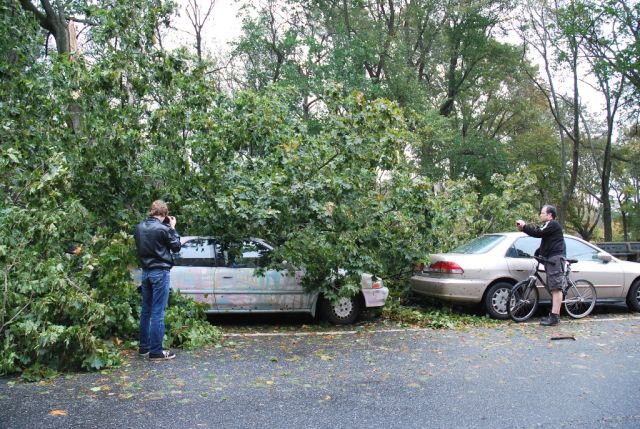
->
xmin=597 ymin=252 xmax=612 ymax=263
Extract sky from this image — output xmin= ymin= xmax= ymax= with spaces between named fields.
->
xmin=168 ymin=0 xmax=245 ymax=54
xmin=168 ymin=0 xmax=606 ymax=116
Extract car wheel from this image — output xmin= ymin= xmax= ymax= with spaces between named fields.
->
xmin=626 ymin=280 xmax=640 ymax=312
xmin=484 ymin=282 xmax=512 ymax=320
xmin=319 ymin=295 xmax=360 ymax=325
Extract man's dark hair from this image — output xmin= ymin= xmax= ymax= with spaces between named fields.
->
xmin=543 ymin=204 xmax=557 ymax=219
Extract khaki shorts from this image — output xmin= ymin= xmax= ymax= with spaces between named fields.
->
xmin=545 ymin=255 xmax=566 ymax=291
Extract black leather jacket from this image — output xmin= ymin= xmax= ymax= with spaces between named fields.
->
xmin=134 ymin=217 xmax=182 ymax=270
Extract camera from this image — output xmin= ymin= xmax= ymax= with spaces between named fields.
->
xmin=162 ymin=215 xmax=171 ymax=225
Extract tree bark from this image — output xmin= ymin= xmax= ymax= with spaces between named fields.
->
xmin=18 ymin=0 xmax=83 ymax=134
xmin=19 ymin=0 xmax=70 ymax=54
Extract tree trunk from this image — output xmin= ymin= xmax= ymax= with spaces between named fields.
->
xmin=602 ymin=127 xmax=613 ymax=241
xmin=439 ymin=31 xmax=460 ymax=117
xmin=18 ymin=0 xmax=70 ymax=54
xmin=18 ymin=0 xmax=83 ymax=134
xmin=560 ymin=44 xmax=581 ymax=227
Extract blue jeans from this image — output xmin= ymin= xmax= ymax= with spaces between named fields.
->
xmin=139 ymin=269 xmax=171 ymax=355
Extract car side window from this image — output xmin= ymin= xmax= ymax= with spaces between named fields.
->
xmin=220 ymin=241 xmax=271 ymax=268
xmin=566 ymin=238 xmax=601 ymax=262
xmin=507 ymin=237 xmax=541 ymax=258
xmin=174 ymin=239 xmax=216 ymax=267
xmin=212 ymin=242 xmax=227 ymax=267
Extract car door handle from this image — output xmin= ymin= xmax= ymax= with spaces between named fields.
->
xmin=223 ymin=276 xmax=233 ymax=279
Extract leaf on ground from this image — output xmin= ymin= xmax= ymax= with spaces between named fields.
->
xmin=49 ymin=410 xmax=67 ymax=416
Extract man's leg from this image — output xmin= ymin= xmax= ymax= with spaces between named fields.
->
xmin=551 ymin=289 xmax=562 ymax=315
xmin=139 ymin=272 xmax=152 ymax=354
xmin=148 ymin=270 xmax=170 ymax=356
xmin=541 ymin=257 xmax=563 ymax=326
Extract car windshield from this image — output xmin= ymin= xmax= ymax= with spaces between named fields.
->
xmin=450 ymin=235 xmax=505 ymax=254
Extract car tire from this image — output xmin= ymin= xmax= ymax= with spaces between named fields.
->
xmin=626 ymin=280 xmax=640 ymax=312
xmin=318 ymin=295 xmax=360 ymax=325
xmin=484 ymin=282 xmax=512 ymax=320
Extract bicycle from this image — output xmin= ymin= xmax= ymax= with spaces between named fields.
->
xmin=507 ymin=255 xmax=597 ymax=322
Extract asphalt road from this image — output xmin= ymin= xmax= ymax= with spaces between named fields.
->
xmin=1 ymin=314 xmax=639 ymax=429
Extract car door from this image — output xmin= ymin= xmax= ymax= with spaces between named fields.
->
xmin=506 ymin=236 xmax=556 ymax=301
xmin=171 ymin=238 xmax=216 ymax=310
xmin=214 ymin=240 xmax=308 ymax=312
xmin=565 ymin=238 xmax=625 ymax=299
xmin=506 ymin=236 xmax=541 ymax=281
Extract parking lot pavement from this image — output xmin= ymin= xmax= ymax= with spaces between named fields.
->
xmin=1 ymin=312 xmax=639 ymax=429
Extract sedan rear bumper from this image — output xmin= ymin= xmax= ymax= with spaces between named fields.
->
xmin=362 ymin=287 xmax=389 ymax=308
xmin=410 ymin=275 xmax=485 ymax=304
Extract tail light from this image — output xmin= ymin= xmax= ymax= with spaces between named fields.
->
xmin=428 ymin=261 xmax=464 ymax=274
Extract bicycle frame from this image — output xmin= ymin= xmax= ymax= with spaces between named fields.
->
xmin=524 ymin=255 xmax=571 ymax=292
xmin=508 ymin=254 xmax=596 ymax=322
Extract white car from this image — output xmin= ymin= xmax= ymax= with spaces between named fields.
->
xmin=149 ymin=236 xmax=388 ymax=325
xmin=410 ymin=232 xmax=640 ymax=319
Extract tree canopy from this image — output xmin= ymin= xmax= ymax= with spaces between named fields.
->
xmin=1 ymin=0 xmax=638 ymax=375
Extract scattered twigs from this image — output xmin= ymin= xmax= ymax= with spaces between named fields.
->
xmin=0 ymin=301 xmax=31 ymax=336
xmin=64 ymin=275 xmax=91 ymax=299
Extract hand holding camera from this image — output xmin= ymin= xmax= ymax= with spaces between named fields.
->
xmin=515 ymin=219 xmax=525 ymax=230
xmin=163 ymin=215 xmax=176 ymax=229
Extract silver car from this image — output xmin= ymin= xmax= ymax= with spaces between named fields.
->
xmin=162 ymin=236 xmax=388 ymax=324
xmin=410 ymin=232 xmax=640 ymax=319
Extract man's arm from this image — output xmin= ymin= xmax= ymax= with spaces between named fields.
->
xmin=522 ymin=221 xmax=560 ymax=238
xmin=165 ymin=228 xmax=181 ymax=253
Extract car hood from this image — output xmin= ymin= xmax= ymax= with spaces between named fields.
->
xmin=615 ymin=259 xmax=640 ymax=274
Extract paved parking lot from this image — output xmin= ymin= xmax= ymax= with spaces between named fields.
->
xmin=1 ymin=310 xmax=639 ymax=429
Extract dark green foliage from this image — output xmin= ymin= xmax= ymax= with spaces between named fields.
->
xmin=0 ymin=0 xmax=220 ymax=376
xmin=164 ymin=291 xmax=222 ymax=350
xmin=4 ymin=0 xmax=638 ymax=377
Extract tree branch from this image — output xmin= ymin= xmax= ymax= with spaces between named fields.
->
xmin=18 ymin=0 xmax=51 ymax=32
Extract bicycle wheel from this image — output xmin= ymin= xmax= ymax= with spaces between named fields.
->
xmin=508 ymin=279 xmax=539 ymax=322
xmin=563 ymin=279 xmax=597 ymax=318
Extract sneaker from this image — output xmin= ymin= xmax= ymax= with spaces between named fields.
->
xmin=138 ymin=349 xmax=149 ymax=358
xmin=540 ymin=313 xmax=560 ymax=326
xmin=149 ymin=350 xmax=176 ymax=361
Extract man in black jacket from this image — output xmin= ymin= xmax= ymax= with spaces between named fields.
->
xmin=516 ymin=205 xmax=566 ymax=326
xmin=134 ymin=200 xmax=182 ymax=360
